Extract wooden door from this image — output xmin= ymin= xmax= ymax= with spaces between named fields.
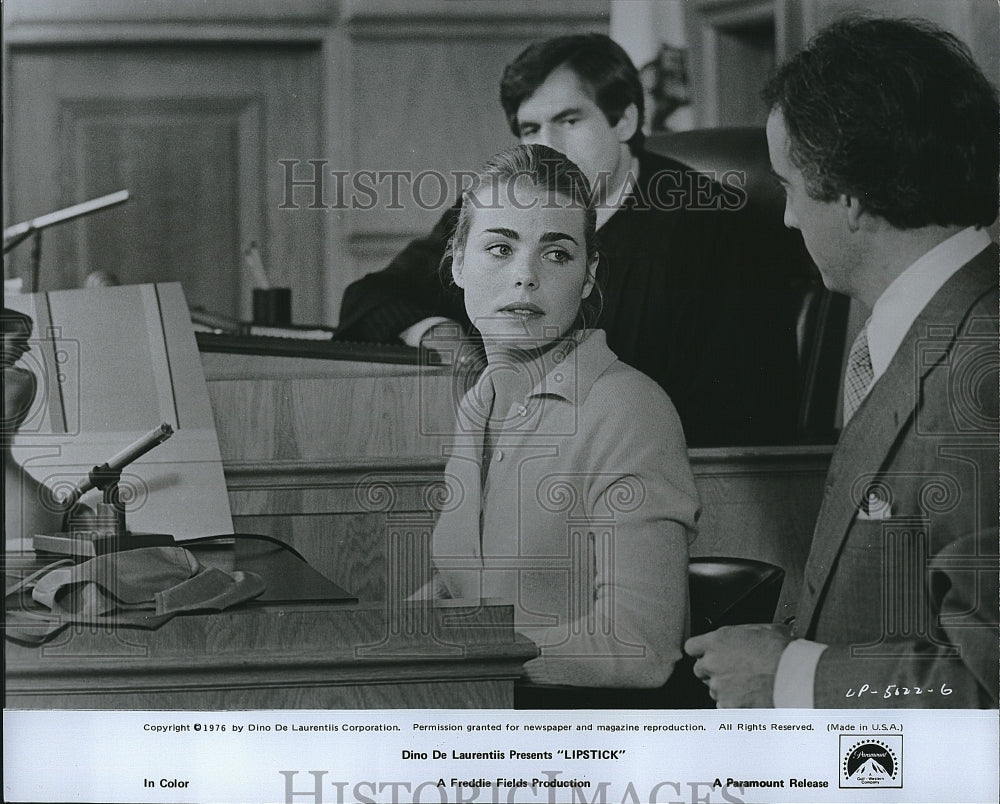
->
xmin=6 ymin=44 xmax=323 ymax=322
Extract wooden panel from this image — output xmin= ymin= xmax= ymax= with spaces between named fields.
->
xmin=5 ymin=599 xmax=537 ymax=710
xmin=207 ymin=374 xmax=457 ymax=462
xmin=228 ymin=512 xmax=434 ymax=604
xmin=225 ymin=453 xmax=827 ymax=618
xmin=348 ymin=37 xmax=515 ymax=237
xmin=208 ymin=357 xmax=832 ymax=614
xmin=685 ymin=0 xmax=777 ymax=128
xmin=6 ymin=679 xmax=512 ymax=710
xmin=64 ymin=101 xmax=246 ymax=316
xmin=332 ymin=4 xmax=609 ymax=312
xmin=5 ymin=45 xmax=323 ymax=322
xmin=689 ymin=447 xmax=828 ymax=607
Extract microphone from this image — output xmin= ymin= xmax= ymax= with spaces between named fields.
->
xmin=60 ymin=422 xmax=174 ymax=510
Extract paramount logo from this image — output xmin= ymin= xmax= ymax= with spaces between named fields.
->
xmin=839 ymin=736 xmax=903 ymax=789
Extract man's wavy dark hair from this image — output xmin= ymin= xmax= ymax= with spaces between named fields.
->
xmin=763 ymin=15 xmax=999 ymax=230
xmin=500 ymin=33 xmax=645 ymax=153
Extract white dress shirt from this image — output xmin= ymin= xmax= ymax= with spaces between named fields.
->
xmin=774 ymin=225 xmax=994 ymax=707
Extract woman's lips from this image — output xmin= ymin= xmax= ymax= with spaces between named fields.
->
xmin=497 ymin=302 xmax=544 ymax=318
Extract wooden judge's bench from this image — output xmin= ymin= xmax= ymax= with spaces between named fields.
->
xmin=5 ymin=338 xmax=830 ymax=710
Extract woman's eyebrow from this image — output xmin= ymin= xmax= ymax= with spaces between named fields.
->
xmin=540 ymin=231 xmax=578 ymax=245
xmin=483 ymin=227 xmax=519 ymax=239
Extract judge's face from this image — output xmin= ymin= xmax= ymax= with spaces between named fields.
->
xmin=515 ymin=66 xmax=634 ymax=189
xmin=452 ymin=179 xmax=596 ymax=352
xmin=766 ymin=109 xmax=853 ymax=295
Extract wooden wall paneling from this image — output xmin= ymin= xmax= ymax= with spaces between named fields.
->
xmin=206 ymin=373 xmax=457 ymax=462
xmin=224 ymin=447 xmax=830 ymax=613
xmin=6 ymin=45 xmax=323 ymax=322
xmin=4 ymin=51 xmax=60 ymax=288
xmin=261 ymin=46 xmax=324 ymax=323
xmin=334 ymin=3 xmax=610 ymax=320
xmin=1 ymin=0 xmax=336 ymax=38
xmin=60 ymin=97 xmax=248 ymax=316
xmin=320 ymin=24 xmax=355 ymax=324
xmin=208 ymin=349 xmax=833 ymax=616
xmin=684 ymin=0 xmax=777 ymax=128
xmin=225 ymin=455 xmax=448 ymax=602
xmin=690 ymin=447 xmax=829 ymax=607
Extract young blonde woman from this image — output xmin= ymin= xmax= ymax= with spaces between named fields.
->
xmin=417 ymin=144 xmax=699 ymax=694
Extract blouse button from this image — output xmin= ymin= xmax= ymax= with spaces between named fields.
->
xmin=517 ymin=404 xmax=528 ymax=417
xmin=495 ymin=450 xmax=503 ymax=462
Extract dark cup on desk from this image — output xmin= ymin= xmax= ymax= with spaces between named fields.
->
xmin=252 ymin=288 xmax=292 ymax=326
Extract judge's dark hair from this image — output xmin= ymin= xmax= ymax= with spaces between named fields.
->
xmin=763 ymin=15 xmax=999 ymax=229
xmin=500 ymin=33 xmax=645 ymax=153
xmin=443 ymin=144 xmax=603 ymax=328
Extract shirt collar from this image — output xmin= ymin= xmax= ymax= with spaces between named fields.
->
xmin=525 ymin=328 xmax=616 ymax=406
xmin=867 ymin=226 xmax=992 ymax=380
xmin=462 ymin=329 xmax=616 ymax=421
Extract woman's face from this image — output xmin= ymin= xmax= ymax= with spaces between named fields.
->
xmin=452 ymin=179 xmax=596 ymax=351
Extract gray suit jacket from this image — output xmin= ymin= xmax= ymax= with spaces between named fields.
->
xmin=783 ymin=245 xmax=998 ymax=708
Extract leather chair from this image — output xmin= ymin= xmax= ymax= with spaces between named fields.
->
xmin=645 ymin=127 xmax=849 ymax=442
xmin=513 ymin=557 xmax=785 ymax=709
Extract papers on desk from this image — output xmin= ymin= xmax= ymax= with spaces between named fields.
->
xmin=3 ymin=282 xmax=234 ymax=546
xmin=247 ymin=323 xmax=335 ymax=340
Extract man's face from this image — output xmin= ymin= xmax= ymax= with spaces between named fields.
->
xmin=515 ymin=65 xmax=633 ymax=188
xmin=766 ymin=109 xmax=853 ymax=294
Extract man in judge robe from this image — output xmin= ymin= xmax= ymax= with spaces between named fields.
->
xmin=336 ymin=33 xmax=800 ymax=447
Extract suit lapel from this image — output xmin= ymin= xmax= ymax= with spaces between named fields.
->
xmin=796 ymin=247 xmax=997 ymax=635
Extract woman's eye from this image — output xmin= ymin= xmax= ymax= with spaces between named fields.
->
xmin=486 ymin=243 xmax=512 ymax=258
xmin=560 ymin=117 xmax=580 ymax=127
xmin=544 ymin=249 xmax=572 ymax=263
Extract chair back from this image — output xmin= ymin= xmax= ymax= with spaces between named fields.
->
xmin=688 ymin=556 xmax=785 ymax=636
xmin=513 ymin=556 xmax=785 ymax=709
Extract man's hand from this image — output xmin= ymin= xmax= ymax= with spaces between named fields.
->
xmin=685 ymin=623 xmax=792 ymax=708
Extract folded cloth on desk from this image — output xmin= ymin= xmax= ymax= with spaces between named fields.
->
xmin=4 ymin=546 xmax=265 ymax=644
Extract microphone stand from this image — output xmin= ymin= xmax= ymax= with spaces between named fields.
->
xmin=3 ymin=190 xmax=130 ymax=292
xmin=32 ymin=423 xmax=177 ymax=558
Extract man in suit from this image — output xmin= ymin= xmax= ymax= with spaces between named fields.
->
xmin=686 ymin=16 xmax=999 ymax=708
xmin=336 ymin=33 xmax=800 ymax=447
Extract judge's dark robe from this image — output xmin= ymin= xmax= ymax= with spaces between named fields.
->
xmin=337 ymin=150 xmax=801 ymax=447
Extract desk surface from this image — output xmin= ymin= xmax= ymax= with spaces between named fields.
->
xmin=5 ymin=541 xmax=537 ymax=710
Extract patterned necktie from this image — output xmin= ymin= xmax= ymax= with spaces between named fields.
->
xmin=843 ymin=325 xmax=874 ymax=424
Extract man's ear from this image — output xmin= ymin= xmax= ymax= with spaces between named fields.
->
xmin=613 ymin=103 xmax=639 ymax=144
xmin=844 ymin=194 xmax=864 ymax=232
